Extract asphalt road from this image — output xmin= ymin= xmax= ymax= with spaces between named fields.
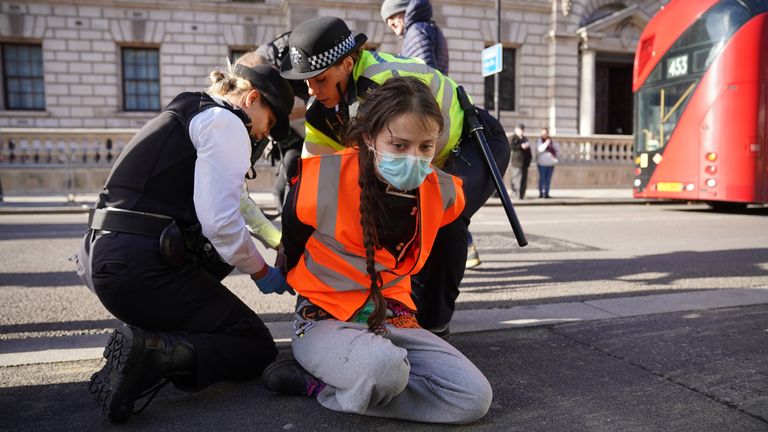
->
xmin=1 ymin=203 xmax=767 ymax=430
xmin=1 ymin=203 xmax=766 ymax=335
xmin=1 ymin=305 xmax=767 ymax=431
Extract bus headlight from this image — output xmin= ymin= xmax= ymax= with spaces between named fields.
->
xmin=634 ymin=178 xmax=642 ymax=187
xmin=705 ymin=165 xmax=717 ymax=175
xmin=705 ymin=178 xmax=717 ymax=188
xmin=685 ymin=183 xmax=695 ymax=191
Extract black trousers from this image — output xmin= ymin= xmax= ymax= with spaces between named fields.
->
xmin=272 ymin=148 xmax=301 ymax=212
xmin=90 ymin=231 xmax=277 ymax=391
xmin=412 ymin=108 xmax=510 ymax=329
xmin=519 ymin=164 xmax=530 ymax=199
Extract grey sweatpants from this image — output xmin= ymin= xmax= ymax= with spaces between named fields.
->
xmin=291 ymin=319 xmax=493 ymax=424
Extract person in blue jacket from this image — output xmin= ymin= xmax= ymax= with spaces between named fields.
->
xmin=380 ymin=0 xmax=449 ymax=74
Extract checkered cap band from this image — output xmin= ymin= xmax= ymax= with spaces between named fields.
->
xmin=307 ymin=34 xmax=356 ymax=71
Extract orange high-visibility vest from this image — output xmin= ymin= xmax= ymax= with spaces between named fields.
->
xmin=288 ymin=148 xmax=465 ymax=321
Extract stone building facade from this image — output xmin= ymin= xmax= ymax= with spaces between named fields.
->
xmin=0 ymin=0 xmax=661 ymax=135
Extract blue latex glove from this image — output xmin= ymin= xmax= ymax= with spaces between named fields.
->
xmin=252 ymin=266 xmax=295 ymax=295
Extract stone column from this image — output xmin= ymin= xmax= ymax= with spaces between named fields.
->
xmin=546 ymin=31 xmax=580 ymax=134
xmin=579 ymin=44 xmax=596 ymax=135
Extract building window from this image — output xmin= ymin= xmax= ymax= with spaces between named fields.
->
xmin=122 ymin=47 xmax=160 ymax=111
xmin=484 ymin=46 xmax=516 ymax=111
xmin=2 ymin=43 xmax=45 ymax=110
xmin=230 ymin=49 xmax=248 ymax=65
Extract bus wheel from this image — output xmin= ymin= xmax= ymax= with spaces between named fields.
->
xmin=708 ymin=201 xmax=747 ymax=212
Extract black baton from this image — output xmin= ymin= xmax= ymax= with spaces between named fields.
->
xmin=456 ymin=86 xmax=527 ymax=247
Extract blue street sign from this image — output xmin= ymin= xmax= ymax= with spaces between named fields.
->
xmin=482 ymin=43 xmax=503 ymax=77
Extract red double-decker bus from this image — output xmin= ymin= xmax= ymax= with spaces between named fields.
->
xmin=633 ymin=0 xmax=768 ymax=209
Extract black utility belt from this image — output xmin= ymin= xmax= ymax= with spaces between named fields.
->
xmin=88 ymin=208 xmax=173 ymax=237
xmin=89 ymin=207 xmax=201 ymax=267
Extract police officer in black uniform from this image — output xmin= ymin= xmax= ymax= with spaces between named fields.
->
xmin=80 ymin=63 xmax=295 ymax=424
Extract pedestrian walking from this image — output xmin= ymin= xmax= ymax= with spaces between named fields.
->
xmin=262 ymin=77 xmax=493 ymax=423
xmin=280 ymin=16 xmax=510 ymax=337
xmin=511 ymin=123 xmax=532 ymax=199
xmin=536 ymin=127 xmax=559 ymax=198
xmin=380 ymin=0 xmax=449 ymax=74
xmin=75 ymin=63 xmax=295 ymax=424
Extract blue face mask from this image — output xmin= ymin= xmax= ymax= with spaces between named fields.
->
xmin=372 ymin=148 xmax=434 ymax=191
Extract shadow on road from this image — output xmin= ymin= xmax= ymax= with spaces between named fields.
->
xmin=468 ymin=247 xmax=768 ymax=286
xmin=459 ymin=245 xmax=768 ymax=309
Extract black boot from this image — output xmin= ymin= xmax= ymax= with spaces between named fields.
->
xmin=89 ymin=326 xmax=196 ymax=424
xmin=262 ymin=359 xmax=318 ymax=396
xmin=427 ymin=323 xmax=451 ymax=340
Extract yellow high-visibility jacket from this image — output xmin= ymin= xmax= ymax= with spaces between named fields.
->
xmin=303 ymin=50 xmax=466 ymax=167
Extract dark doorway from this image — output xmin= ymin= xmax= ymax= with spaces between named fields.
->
xmin=594 ymin=54 xmax=633 ymax=135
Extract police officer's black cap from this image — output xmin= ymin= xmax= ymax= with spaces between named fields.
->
xmin=234 ymin=64 xmax=294 ymax=141
xmin=280 ymin=17 xmax=367 ymax=81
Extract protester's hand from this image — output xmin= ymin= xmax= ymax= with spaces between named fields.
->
xmin=252 ymin=265 xmax=295 ymax=295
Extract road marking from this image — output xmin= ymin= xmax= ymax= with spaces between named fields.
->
xmin=1 ymin=288 xmax=767 ymax=367
xmin=471 ymin=214 xmax=739 ymax=226
xmin=0 ymin=322 xmax=295 ymax=367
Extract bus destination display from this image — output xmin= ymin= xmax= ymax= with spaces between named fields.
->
xmin=666 ymin=54 xmax=688 ymax=78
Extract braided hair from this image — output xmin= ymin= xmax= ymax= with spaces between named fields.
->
xmin=343 ymin=76 xmax=444 ymax=332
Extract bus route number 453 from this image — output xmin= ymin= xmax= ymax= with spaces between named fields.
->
xmin=667 ymin=54 xmax=688 ymax=78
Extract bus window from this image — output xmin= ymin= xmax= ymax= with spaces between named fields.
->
xmin=692 ymin=45 xmax=720 ymax=73
xmin=636 ymin=79 xmax=697 ymax=152
xmin=671 ymin=1 xmax=751 ymax=74
xmin=742 ymin=0 xmax=768 ymax=14
xmin=674 ymin=1 xmax=751 ymax=50
xmin=646 ymin=65 xmax=662 ymax=84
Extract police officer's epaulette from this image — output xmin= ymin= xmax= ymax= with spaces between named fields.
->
xmin=356 ymin=76 xmax=378 ymax=100
xmin=305 ymin=101 xmax=346 ymax=144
